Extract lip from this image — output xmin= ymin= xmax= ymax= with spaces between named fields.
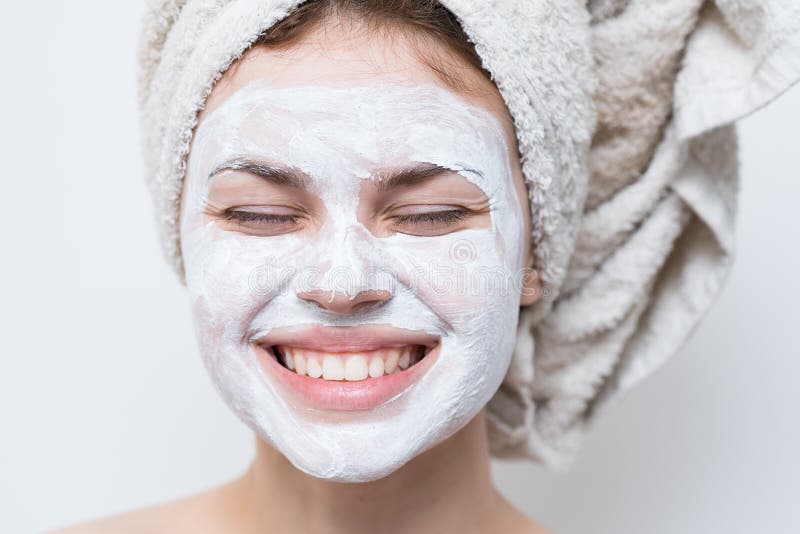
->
xmin=253 ymin=324 xmax=440 ymax=411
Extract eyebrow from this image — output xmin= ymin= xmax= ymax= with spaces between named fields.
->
xmin=209 ymin=159 xmax=309 ymax=188
xmin=209 ymin=159 xmax=482 ymax=191
xmin=375 ymin=162 xmax=455 ymax=192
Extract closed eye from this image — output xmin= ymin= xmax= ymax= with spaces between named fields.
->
xmin=220 ymin=207 xmax=304 ymax=236
xmin=393 ymin=210 xmax=467 ymax=225
xmin=390 ymin=207 xmax=473 ymax=236
xmin=224 ymin=210 xmax=301 ymax=224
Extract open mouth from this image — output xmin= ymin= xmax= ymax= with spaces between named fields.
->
xmin=252 ymin=325 xmax=441 ymax=410
xmin=264 ymin=344 xmax=432 ymax=381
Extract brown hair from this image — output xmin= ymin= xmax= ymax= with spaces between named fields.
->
xmin=253 ymin=0 xmax=493 ymax=94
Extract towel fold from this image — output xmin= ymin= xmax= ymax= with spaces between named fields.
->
xmin=489 ymin=0 xmax=800 ymax=467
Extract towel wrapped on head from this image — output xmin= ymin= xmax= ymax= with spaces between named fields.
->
xmin=138 ymin=0 xmax=800 ymax=468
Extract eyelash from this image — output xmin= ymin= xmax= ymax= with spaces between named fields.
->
xmin=392 ymin=209 xmax=469 ymax=226
xmin=219 ymin=207 xmax=471 ymax=236
xmin=223 ymin=210 xmax=301 ymax=225
xmin=224 ymin=209 xmax=467 ymax=223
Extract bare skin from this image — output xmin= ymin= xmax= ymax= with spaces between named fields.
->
xmin=52 ymin=13 xmax=549 ymax=534
xmin=52 ymin=411 xmax=550 ymax=534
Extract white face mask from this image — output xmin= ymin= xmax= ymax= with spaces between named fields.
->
xmin=180 ymin=80 xmax=527 ymax=482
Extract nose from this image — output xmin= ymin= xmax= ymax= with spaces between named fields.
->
xmin=297 ymin=289 xmax=392 ymax=315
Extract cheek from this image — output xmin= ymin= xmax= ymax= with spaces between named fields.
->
xmin=380 ymin=228 xmax=519 ymax=322
xmin=181 ymin=224 xmax=307 ymax=337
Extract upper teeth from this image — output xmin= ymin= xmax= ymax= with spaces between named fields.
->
xmin=277 ymin=346 xmax=422 ymax=381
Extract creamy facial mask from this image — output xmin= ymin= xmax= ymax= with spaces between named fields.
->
xmin=180 ymin=81 xmax=527 ymax=482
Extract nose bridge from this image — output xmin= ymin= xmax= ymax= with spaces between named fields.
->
xmin=294 ymin=213 xmax=395 ymax=313
xmin=341 ymin=223 xmax=379 ymax=280
xmin=321 ymin=222 xmax=372 ymax=291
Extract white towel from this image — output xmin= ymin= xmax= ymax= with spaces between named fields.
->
xmin=137 ymin=0 xmax=800 ymax=469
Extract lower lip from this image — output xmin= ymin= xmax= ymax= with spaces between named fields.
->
xmin=256 ymin=344 xmax=440 ymax=411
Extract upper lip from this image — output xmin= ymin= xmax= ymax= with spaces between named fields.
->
xmin=251 ymin=324 xmax=440 ymax=353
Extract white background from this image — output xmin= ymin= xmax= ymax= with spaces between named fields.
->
xmin=1 ymin=2 xmax=798 ymax=533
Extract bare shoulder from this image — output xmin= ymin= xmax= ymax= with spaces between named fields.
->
xmin=47 ymin=504 xmax=165 ymax=534
xmin=491 ymin=489 xmax=555 ymax=534
xmin=523 ymin=517 xmax=556 ymax=534
xmin=508 ymin=513 xmax=555 ymax=534
xmin=47 ymin=479 xmax=247 ymax=534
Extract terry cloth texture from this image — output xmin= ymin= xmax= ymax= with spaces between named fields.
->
xmin=138 ymin=0 xmax=800 ymax=469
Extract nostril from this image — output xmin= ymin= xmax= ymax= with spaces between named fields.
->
xmin=349 ymin=298 xmax=387 ymax=314
xmin=349 ymin=289 xmax=392 ymax=306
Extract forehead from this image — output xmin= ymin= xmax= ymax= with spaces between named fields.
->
xmin=201 ymin=79 xmax=503 ymax=127
xmin=198 ymin=81 xmax=507 ymax=164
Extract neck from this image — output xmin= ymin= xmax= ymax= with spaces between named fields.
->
xmin=234 ymin=410 xmax=510 ymax=534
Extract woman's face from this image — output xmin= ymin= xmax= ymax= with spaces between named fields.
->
xmin=180 ymin=20 xmax=538 ymax=482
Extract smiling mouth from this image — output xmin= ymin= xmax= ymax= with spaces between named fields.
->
xmin=265 ymin=344 xmax=431 ymax=381
xmin=252 ymin=325 xmax=441 ymax=410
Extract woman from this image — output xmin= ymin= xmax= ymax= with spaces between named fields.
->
xmin=55 ymin=0 xmax=800 ymax=532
